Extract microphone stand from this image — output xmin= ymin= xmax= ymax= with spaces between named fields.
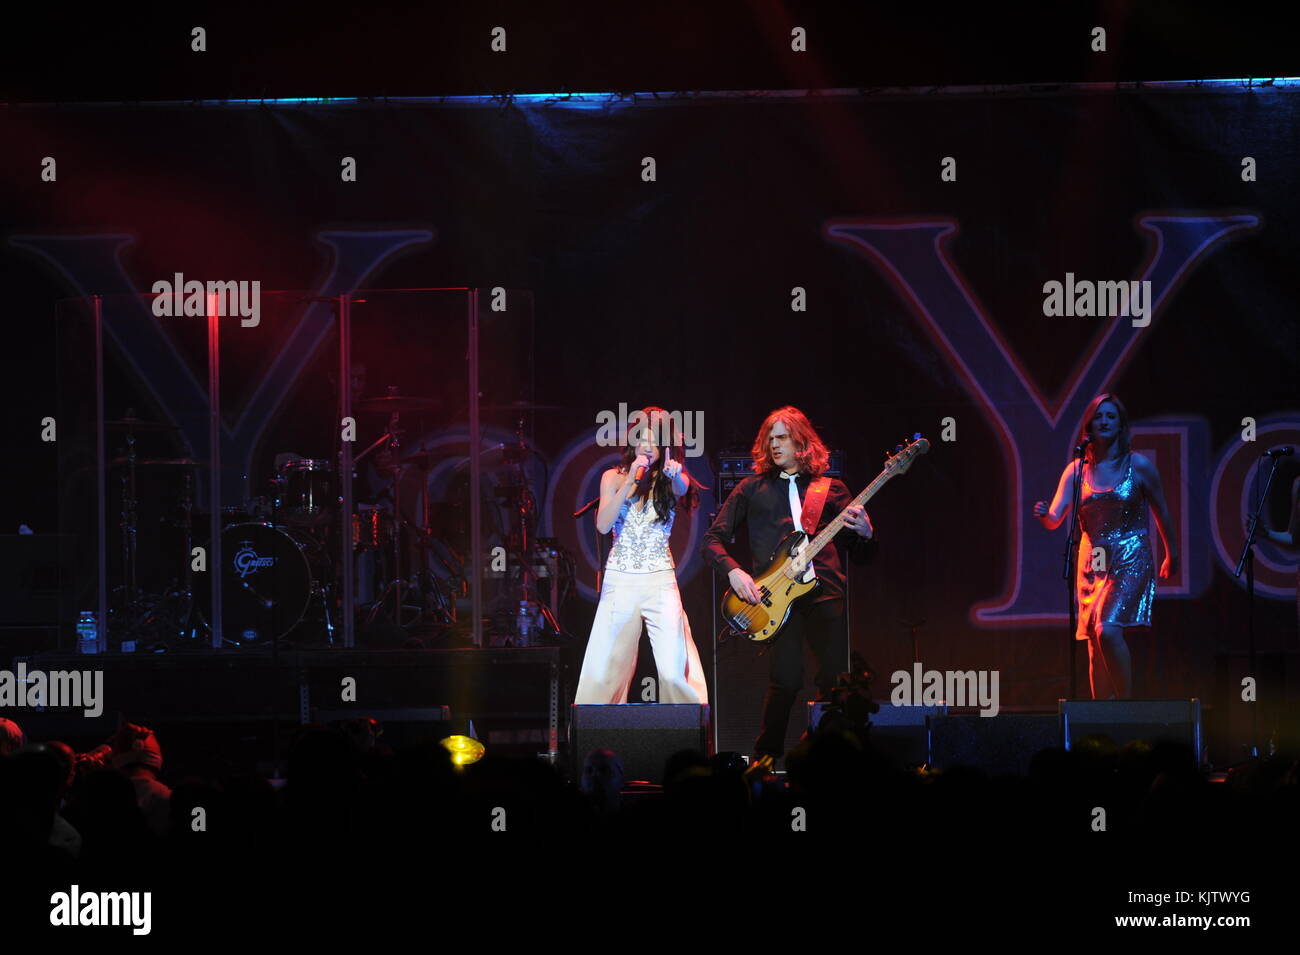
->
xmin=1234 ymin=451 xmax=1285 ymax=761
xmin=1062 ymin=442 xmax=1088 ymax=699
xmin=573 ymin=497 xmax=603 ymax=593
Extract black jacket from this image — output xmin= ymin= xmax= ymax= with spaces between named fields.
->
xmin=701 ymin=471 xmax=877 ymax=602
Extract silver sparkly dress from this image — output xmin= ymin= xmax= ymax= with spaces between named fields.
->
xmin=1075 ymin=454 xmax=1156 ymax=641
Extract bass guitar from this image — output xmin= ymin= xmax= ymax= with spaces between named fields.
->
xmin=720 ymin=434 xmax=929 ymax=642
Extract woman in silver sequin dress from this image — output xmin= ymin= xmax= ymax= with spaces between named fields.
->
xmin=574 ymin=407 xmax=708 ymax=704
xmin=1034 ymin=394 xmax=1179 ymax=699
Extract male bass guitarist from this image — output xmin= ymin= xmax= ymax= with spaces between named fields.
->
xmin=702 ymin=406 xmax=877 ymax=764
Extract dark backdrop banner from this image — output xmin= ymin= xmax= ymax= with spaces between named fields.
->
xmin=4 ymin=88 xmax=1297 ymax=705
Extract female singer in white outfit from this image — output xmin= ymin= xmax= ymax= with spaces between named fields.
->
xmin=574 ymin=407 xmax=708 ymax=704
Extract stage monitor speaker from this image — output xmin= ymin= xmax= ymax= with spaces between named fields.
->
xmin=570 ymin=704 xmax=710 ymax=784
xmin=714 ymin=638 xmax=795 ymax=766
xmin=1212 ymin=652 xmax=1300 ymax=766
xmin=1060 ymin=698 xmax=1201 ymax=761
xmin=930 ymin=714 xmax=1061 ymax=776
xmin=713 ymin=642 xmax=848 ymax=769
xmin=0 ymin=534 xmax=74 ymax=627
xmin=807 ymin=701 xmax=946 ymax=766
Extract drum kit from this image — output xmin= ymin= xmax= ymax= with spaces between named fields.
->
xmin=100 ymin=396 xmax=574 ymax=650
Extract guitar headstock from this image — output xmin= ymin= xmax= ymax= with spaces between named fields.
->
xmin=884 ymin=433 xmax=931 ymax=474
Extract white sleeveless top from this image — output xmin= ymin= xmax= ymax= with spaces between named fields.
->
xmin=606 ymin=488 xmax=675 ymax=573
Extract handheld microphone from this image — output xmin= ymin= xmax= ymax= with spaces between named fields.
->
xmin=634 ymin=465 xmax=646 ymax=482
xmin=1263 ymin=446 xmax=1295 ymax=457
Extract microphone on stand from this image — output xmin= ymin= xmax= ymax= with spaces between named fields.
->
xmin=1074 ymin=435 xmax=1093 ymax=456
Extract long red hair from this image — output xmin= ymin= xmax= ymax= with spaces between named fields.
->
xmin=750 ymin=406 xmax=830 ymax=476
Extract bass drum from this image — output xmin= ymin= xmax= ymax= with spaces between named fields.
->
xmin=196 ymin=523 xmax=317 ymax=644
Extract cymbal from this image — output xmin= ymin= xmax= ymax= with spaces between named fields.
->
xmin=357 ymin=395 xmax=439 ymax=413
xmin=482 ymin=400 xmax=567 ymax=413
xmin=110 ymin=457 xmax=207 ymax=469
xmin=141 ymin=457 xmax=207 ymax=469
xmin=104 ymin=417 xmax=179 ymax=432
xmin=399 ymin=449 xmax=441 ymax=465
xmin=449 ymin=443 xmax=529 ymax=470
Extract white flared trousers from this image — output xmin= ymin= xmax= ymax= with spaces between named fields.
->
xmin=574 ymin=568 xmax=708 ymax=704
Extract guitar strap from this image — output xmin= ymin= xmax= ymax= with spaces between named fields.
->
xmin=800 ymin=476 xmax=832 ymax=536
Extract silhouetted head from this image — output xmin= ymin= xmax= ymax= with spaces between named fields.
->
xmin=580 ymin=748 xmax=624 ymax=803
xmin=0 ymin=717 xmax=24 ymax=756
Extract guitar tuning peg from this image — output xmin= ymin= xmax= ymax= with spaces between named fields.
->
xmin=894 ymin=444 xmax=904 ymax=452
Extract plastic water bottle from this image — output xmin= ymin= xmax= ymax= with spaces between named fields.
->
xmin=77 ymin=611 xmax=99 ymax=655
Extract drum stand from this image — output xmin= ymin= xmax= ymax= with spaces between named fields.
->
xmin=355 ymin=422 xmax=463 ymax=635
xmin=104 ymin=416 xmax=202 ymax=650
xmin=278 ymin=482 xmax=338 ymax=648
xmin=493 ymin=413 xmax=564 ymax=643
xmin=110 ymin=423 xmax=154 ymax=646
xmin=355 ymin=399 xmax=425 ymax=632
xmin=158 ymin=464 xmax=199 ymax=648
xmin=315 ymin=583 xmax=336 ymax=644
xmin=404 ymin=449 xmax=458 ymax=627
xmin=121 ymin=427 xmax=139 ymax=608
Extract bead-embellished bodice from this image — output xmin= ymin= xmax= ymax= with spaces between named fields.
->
xmin=607 ymin=491 xmax=674 ymax=573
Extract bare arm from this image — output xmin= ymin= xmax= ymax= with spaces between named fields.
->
xmin=594 ymin=467 xmax=638 ymax=535
xmin=1290 ymin=477 xmax=1300 ymax=543
xmin=1262 ymin=476 xmax=1300 ymax=549
xmin=1033 ymin=460 xmax=1080 ymax=531
xmin=671 ymin=468 xmax=690 ymax=498
xmin=664 ymin=446 xmax=690 ymax=498
xmin=1134 ymin=453 xmax=1180 ymax=576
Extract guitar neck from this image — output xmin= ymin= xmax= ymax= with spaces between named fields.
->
xmin=801 ymin=470 xmax=892 ymax=562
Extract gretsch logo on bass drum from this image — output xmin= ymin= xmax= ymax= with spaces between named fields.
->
xmin=234 ymin=540 xmax=276 ymax=578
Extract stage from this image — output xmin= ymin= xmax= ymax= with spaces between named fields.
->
xmin=2 ymin=3 xmax=1297 ymax=936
